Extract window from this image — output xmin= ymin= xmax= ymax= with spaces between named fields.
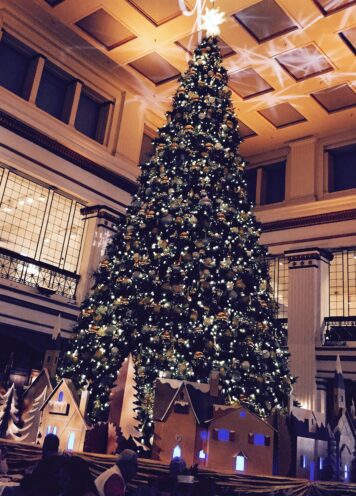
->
xmin=268 ymin=256 xmax=289 ymax=318
xmin=36 ymin=62 xmax=74 ymax=121
xmin=329 ymin=249 xmax=356 ymax=317
xmin=253 ymin=434 xmax=266 ymax=446
xmin=217 ymin=429 xmax=230 ymax=442
xmin=0 ymin=32 xmax=35 ymax=97
xmin=200 ymin=431 xmax=208 ymax=440
xmin=319 ymin=457 xmax=324 ymax=470
xmin=239 ymin=411 xmax=246 ymax=418
xmin=0 ymin=166 xmax=85 ymax=273
xmin=248 ymin=433 xmax=270 ymax=446
xmin=235 ymin=455 xmax=245 ymax=471
xmin=0 ymin=33 xmax=112 ymax=145
xmin=244 ymin=168 xmax=257 ymax=204
xmin=198 ymin=450 xmax=206 ymax=460
xmin=67 ymin=432 xmax=76 ymax=451
xmin=173 ymin=445 xmax=181 ymax=458
xmin=345 ymin=463 xmax=349 ymax=481
xmin=328 ymin=145 xmax=356 ymax=192
xmin=261 ymin=161 xmax=286 ymax=205
xmin=46 ymin=425 xmax=57 ymax=435
xmin=58 ymin=392 xmax=64 ymax=402
xmin=140 ymin=133 xmax=155 ymax=164
xmin=300 ymin=455 xmax=307 ymax=469
xmin=74 ymin=89 xmax=110 ymax=142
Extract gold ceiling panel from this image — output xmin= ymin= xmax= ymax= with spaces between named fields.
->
xmin=311 ymin=83 xmax=356 ymax=112
xmin=275 ymin=44 xmax=333 ymax=81
xmin=127 ymin=0 xmax=182 ymax=26
xmin=340 ymin=26 xmax=356 ymax=54
xmin=259 ymin=103 xmax=306 ymax=129
xmin=76 ymin=8 xmax=136 ymax=50
xmin=232 ymin=0 xmax=298 ymax=43
xmin=238 ymin=121 xmax=257 ymax=139
xmin=129 ymin=52 xmax=180 ymax=85
xmin=313 ymin=0 xmax=356 ymax=15
xmin=229 ymin=68 xmax=273 ymax=99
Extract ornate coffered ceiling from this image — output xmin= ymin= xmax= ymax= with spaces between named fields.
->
xmin=7 ymin=0 xmax=356 ymax=155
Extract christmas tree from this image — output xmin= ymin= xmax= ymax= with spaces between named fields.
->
xmin=0 ymin=384 xmax=23 ymax=440
xmin=60 ymin=34 xmax=293 ymax=445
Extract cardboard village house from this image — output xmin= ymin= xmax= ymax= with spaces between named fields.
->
xmin=151 ymin=372 xmax=275 ymax=475
xmin=151 ymin=356 xmax=356 ymax=480
xmin=1 ymin=352 xmax=356 ymax=480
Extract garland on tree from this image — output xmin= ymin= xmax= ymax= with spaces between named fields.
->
xmin=60 ymin=36 xmax=293 ymax=445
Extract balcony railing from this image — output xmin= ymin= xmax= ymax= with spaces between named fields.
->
xmin=0 ymin=247 xmax=79 ymax=299
xmin=324 ymin=316 xmax=356 ymax=345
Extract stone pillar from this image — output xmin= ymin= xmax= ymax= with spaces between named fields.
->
xmin=285 ymin=248 xmax=332 ymax=411
xmin=115 ymin=91 xmax=145 ymax=166
xmin=288 ymin=137 xmax=317 ymax=203
xmin=76 ymin=206 xmax=122 ymax=303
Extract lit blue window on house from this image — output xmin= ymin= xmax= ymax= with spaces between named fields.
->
xmin=319 ymin=457 xmax=324 ymax=470
xmin=199 ymin=450 xmax=206 ymax=460
xmin=200 ymin=431 xmax=208 ymax=441
xmin=67 ymin=432 xmax=75 ymax=451
xmin=173 ymin=445 xmax=181 ymax=458
xmin=217 ymin=429 xmax=230 ymax=442
xmin=300 ymin=455 xmax=307 ymax=469
xmin=345 ymin=464 xmax=349 ymax=481
xmin=240 ymin=411 xmax=246 ymax=418
xmin=235 ymin=455 xmax=245 ymax=471
xmin=58 ymin=391 xmax=64 ymax=402
xmin=253 ymin=434 xmax=265 ymax=446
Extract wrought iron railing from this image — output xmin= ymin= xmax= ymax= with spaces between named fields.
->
xmin=323 ymin=316 xmax=356 ymax=345
xmin=0 ymin=247 xmax=79 ymax=299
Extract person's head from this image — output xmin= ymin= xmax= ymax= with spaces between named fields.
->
xmin=116 ymin=449 xmax=138 ymax=482
xmin=169 ymin=457 xmax=186 ymax=477
xmin=42 ymin=433 xmax=59 ymax=458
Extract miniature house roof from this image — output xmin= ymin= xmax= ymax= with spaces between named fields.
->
xmin=153 ymin=378 xmax=275 ymax=430
xmin=23 ymin=369 xmax=53 ymax=403
xmin=210 ymin=404 xmax=277 ymax=432
xmin=153 ymin=378 xmax=216 ymax=424
xmin=234 ymin=450 xmax=248 ymax=460
xmin=290 ymin=411 xmax=330 ymax=441
xmin=40 ymin=378 xmax=90 ymax=427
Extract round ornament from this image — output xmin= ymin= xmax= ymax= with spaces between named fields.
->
xmin=241 ymin=360 xmax=250 ymax=371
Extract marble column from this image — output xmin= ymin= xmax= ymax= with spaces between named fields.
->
xmin=285 ymin=248 xmax=332 ymax=411
xmin=76 ymin=205 xmax=122 ymax=303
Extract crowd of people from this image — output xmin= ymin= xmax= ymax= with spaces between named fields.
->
xmin=0 ymin=435 xmax=218 ymax=496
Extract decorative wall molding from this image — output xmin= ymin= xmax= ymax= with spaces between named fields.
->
xmin=81 ymin=204 xmax=124 ymax=227
xmin=263 ymin=208 xmax=356 ymax=232
xmin=0 ymin=110 xmax=137 ymax=195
